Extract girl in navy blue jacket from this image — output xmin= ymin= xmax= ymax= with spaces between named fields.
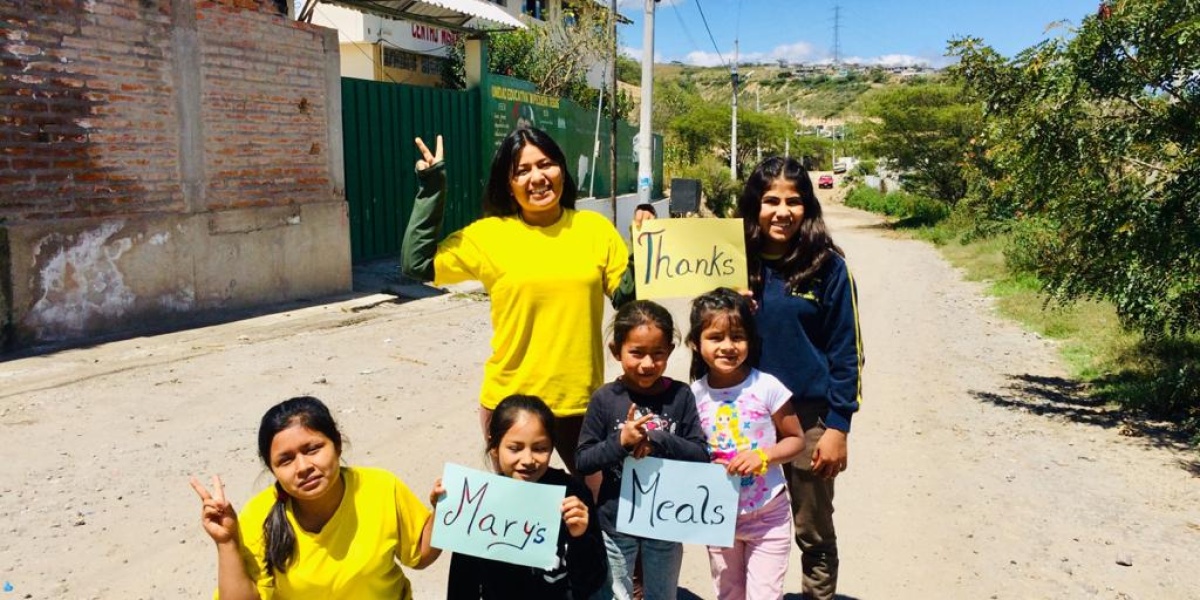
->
xmin=737 ymin=156 xmax=865 ymax=600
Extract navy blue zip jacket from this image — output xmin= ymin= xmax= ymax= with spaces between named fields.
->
xmin=755 ymin=253 xmax=864 ymax=432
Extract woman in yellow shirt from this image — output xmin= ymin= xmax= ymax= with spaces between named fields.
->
xmin=190 ymin=396 xmax=441 ymax=599
xmin=402 ymin=127 xmax=639 ymax=472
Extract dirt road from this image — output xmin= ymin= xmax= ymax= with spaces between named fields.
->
xmin=2 ymin=183 xmax=1198 ymax=599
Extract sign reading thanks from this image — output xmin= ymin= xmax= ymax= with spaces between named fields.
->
xmin=431 ymin=463 xmax=565 ymax=569
xmin=615 ymin=457 xmax=739 ymax=547
xmin=632 ymin=218 xmax=748 ymax=299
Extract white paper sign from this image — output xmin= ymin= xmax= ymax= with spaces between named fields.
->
xmin=615 ymin=457 xmax=739 ymax=547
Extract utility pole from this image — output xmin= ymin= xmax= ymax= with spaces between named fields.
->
xmin=609 ymin=0 xmax=618 ymax=219
xmin=636 ymin=0 xmax=656 ymax=204
xmin=785 ymin=98 xmax=790 ymax=158
xmin=832 ymin=5 xmax=842 ymax=66
xmin=755 ymin=86 xmax=761 ymax=164
xmin=730 ymin=39 xmax=739 ymax=181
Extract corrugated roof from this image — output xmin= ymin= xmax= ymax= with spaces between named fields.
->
xmin=321 ymin=0 xmax=526 ymax=32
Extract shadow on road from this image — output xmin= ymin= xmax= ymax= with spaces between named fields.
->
xmin=971 ymin=374 xmax=1198 ymax=473
xmin=1 ymin=258 xmax=437 ymax=362
xmin=680 ymin=587 xmax=862 ymax=600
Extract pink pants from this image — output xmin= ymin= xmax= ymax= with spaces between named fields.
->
xmin=707 ymin=491 xmax=793 ymax=600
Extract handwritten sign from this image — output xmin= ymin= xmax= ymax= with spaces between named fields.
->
xmin=632 ymin=218 xmax=747 ymax=300
xmin=432 ymin=463 xmax=565 ymax=569
xmin=615 ymin=457 xmax=739 ymax=547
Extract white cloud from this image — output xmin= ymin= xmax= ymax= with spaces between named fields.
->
xmin=840 ymin=53 xmax=955 ymax=68
xmin=661 ymin=38 xmax=952 ymax=70
xmin=842 ymin=54 xmax=927 ymax=67
xmin=681 ymin=50 xmax=727 ymax=67
xmin=671 ymin=41 xmax=818 ymax=67
xmin=623 ymin=45 xmax=667 ymax=63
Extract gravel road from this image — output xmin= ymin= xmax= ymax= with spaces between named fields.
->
xmin=2 ymin=182 xmax=1197 ymax=599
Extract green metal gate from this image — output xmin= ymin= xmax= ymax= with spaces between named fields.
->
xmin=342 ymin=79 xmax=484 ymax=263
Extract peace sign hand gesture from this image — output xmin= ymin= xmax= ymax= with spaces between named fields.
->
xmin=190 ymin=475 xmax=240 ymax=545
xmin=619 ymin=404 xmax=654 ymax=452
xmin=414 ymin=135 xmax=444 ymax=172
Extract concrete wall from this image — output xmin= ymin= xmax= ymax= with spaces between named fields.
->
xmin=576 ymin=195 xmax=670 ymax=248
xmin=0 ymin=0 xmax=350 ymax=349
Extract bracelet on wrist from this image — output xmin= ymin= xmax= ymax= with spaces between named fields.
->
xmin=754 ymin=448 xmax=770 ymax=476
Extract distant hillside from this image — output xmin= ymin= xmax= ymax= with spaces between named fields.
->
xmin=628 ymin=63 xmax=944 ymax=128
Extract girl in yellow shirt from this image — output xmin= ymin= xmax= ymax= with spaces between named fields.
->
xmin=402 ymin=127 xmax=638 ymax=473
xmin=190 ymin=396 xmax=441 ymax=599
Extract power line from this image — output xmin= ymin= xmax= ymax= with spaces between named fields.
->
xmin=693 ymin=0 xmax=726 ymax=67
xmin=668 ymin=2 xmax=702 ymax=58
xmin=832 ymin=4 xmax=842 ymax=65
xmin=736 ymin=0 xmax=745 ymax=42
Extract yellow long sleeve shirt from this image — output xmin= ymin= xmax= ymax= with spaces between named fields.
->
xmin=434 ymin=209 xmax=628 ymax=416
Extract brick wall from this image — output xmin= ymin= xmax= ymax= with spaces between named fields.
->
xmin=0 ymin=0 xmax=350 ymax=348
xmin=198 ymin=3 xmax=335 ymax=209
xmin=0 ymin=0 xmax=338 ymax=221
xmin=1 ymin=1 xmax=184 ymax=220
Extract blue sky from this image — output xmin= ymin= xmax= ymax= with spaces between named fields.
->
xmin=615 ymin=0 xmax=1101 ymax=67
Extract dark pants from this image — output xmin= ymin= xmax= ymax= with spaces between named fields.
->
xmin=783 ymin=404 xmax=839 ymax=600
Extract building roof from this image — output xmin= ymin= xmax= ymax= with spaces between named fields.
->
xmin=311 ymin=0 xmax=526 ymax=32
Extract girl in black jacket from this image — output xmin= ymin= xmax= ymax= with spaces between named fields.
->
xmin=447 ymin=395 xmax=607 ymax=600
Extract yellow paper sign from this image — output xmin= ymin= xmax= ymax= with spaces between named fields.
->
xmin=632 ymin=218 xmax=747 ymax=300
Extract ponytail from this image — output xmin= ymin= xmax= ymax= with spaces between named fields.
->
xmin=263 ymin=482 xmax=296 ymax=574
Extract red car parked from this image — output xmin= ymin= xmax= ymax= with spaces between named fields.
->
xmin=818 ymin=174 xmax=834 ymax=189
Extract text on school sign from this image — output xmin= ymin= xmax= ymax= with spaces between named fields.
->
xmin=632 ymin=218 xmax=748 ymax=300
xmin=432 ymin=463 xmax=565 ymax=569
xmin=616 ymin=457 xmax=739 ymax=547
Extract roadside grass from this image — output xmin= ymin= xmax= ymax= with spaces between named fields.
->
xmin=846 ymin=185 xmax=1200 ymax=445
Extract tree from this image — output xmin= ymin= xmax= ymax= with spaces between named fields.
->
xmin=857 ymin=83 xmax=981 ymax=204
xmin=949 ymin=0 xmax=1200 ymax=336
xmin=443 ymin=4 xmax=631 ymax=121
xmin=616 ymin=55 xmax=640 ymax=84
xmin=668 ymin=102 xmax=728 ymax=165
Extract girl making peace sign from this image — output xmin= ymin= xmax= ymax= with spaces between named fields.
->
xmin=191 ymin=396 xmax=440 ymax=599
xmin=402 ymin=127 xmax=635 ymax=474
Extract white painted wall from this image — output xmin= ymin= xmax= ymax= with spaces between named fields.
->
xmin=339 ymin=42 xmax=377 ymax=80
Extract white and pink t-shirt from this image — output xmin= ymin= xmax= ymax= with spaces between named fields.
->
xmin=691 ymin=369 xmax=793 ymax=514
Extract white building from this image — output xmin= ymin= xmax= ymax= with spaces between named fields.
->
xmin=298 ymin=0 xmax=616 ymax=89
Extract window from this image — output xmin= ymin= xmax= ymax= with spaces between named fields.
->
xmin=421 ymin=56 xmax=444 ymax=76
xmin=382 ymin=46 xmax=418 ymax=71
xmin=522 ymin=0 xmax=546 ymax=20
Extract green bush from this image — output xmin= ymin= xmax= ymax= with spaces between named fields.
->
xmin=1093 ymin=338 xmax=1200 ymax=443
xmin=673 ymin=155 xmax=742 ymax=217
xmin=844 ymin=186 xmax=949 ymax=227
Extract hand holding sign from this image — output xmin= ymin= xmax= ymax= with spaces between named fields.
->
xmin=561 ymin=496 xmax=589 ymax=538
xmin=430 ymin=477 xmax=446 ymax=507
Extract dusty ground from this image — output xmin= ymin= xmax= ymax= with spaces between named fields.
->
xmin=2 ymin=180 xmax=1199 ymax=599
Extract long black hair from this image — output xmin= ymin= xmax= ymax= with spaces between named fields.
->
xmin=686 ymin=287 xmax=759 ymax=382
xmin=737 ymin=156 xmax=843 ymax=294
xmin=256 ymin=396 xmax=343 ymax=575
xmin=482 ymin=126 xmax=578 ymax=218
